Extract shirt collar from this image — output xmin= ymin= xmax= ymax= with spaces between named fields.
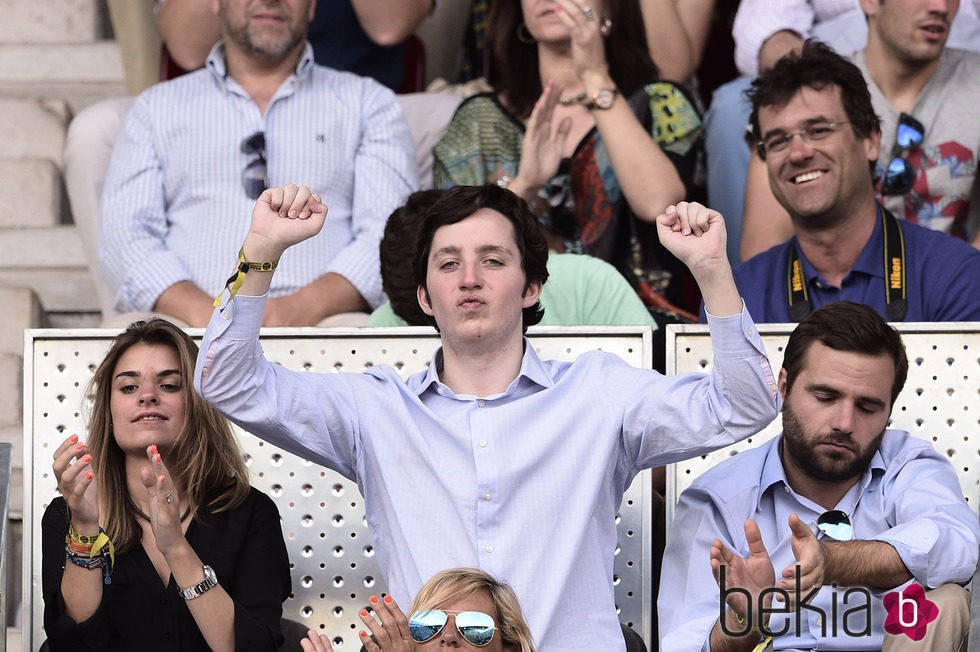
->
xmin=206 ymin=41 xmax=315 ymax=84
xmin=411 ymin=338 xmax=554 ymax=398
xmin=792 ymin=205 xmax=887 ymax=284
xmin=757 ymin=435 xmax=887 ymax=511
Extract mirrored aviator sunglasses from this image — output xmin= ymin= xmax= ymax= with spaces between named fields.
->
xmin=409 ymin=609 xmax=496 ymax=647
xmin=817 ymin=509 xmax=854 ymax=541
xmin=878 ymin=113 xmax=925 ymax=196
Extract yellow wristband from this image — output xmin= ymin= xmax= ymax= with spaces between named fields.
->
xmin=239 ymin=248 xmax=278 ymax=272
xmin=213 ymin=248 xmax=278 ymax=308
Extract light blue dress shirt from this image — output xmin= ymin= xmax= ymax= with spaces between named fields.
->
xmin=195 ymin=295 xmax=780 ymax=652
xmin=659 ymin=431 xmax=980 ymax=651
xmin=100 ymin=43 xmax=418 ymax=313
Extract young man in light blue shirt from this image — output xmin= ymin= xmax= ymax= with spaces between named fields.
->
xmin=195 ymin=183 xmax=780 ymax=652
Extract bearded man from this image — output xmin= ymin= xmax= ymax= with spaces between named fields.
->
xmin=660 ymin=301 xmax=979 ymax=651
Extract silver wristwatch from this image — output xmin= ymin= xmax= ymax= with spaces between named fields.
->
xmin=178 ymin=564 xmax=218 ymax=600
xmin=585 ymin=88 xmax=619 ymax=111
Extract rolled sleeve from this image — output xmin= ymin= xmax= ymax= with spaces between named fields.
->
xmin=871 ymin=448 xmax=980 ymax=588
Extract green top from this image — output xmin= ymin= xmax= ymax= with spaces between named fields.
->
xmin=368 ymin=253 xmax=657 ymax=328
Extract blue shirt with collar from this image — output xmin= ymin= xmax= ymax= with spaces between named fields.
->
xmin=195 ymin=294 xmax=780 ymax=652
xmin=659 ymin=431 xmax=979 ymax=651
xmin=100 ymin=42 xmax=418 ymax=314
xmin=730 ymin=208 xmax=980 ymax=323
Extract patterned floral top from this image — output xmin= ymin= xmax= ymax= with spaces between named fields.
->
xmin=432 ymin=82 xmax=703 ymax=288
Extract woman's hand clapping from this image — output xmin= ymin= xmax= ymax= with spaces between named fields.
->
xmin=52 ymin=434 xmax=100 ymax=530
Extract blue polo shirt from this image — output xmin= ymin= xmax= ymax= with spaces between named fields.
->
xmin=731 ymin=210 xmax=980 ymax=323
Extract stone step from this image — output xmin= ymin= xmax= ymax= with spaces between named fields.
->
xmin=0 ymin=42 xmax=125 ymax=114
xmin=0 ymin=226 xmax=99 ymax=314
xmin=0 ymin=42 xmax=122 ymax=84
xmin=0 ymin=0 xmax=103 ymax=45
xmin=0 ymin=160 xmax=65 ymax=228
xmin=0 ymin=98 xmax=70 ymax=164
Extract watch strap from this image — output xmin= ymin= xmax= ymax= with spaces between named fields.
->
xmin=178 ymin=564 xmax=218 ymax=600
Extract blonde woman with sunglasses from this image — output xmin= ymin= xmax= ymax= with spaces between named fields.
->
xmin=301 ymin=568 xmax=535 ymax=652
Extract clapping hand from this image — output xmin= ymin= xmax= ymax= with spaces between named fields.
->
xmin=138 ymin=444 xmax=186 ymax=556
xmin=52 ymin=434 xmax=100 ymax=530
xmin=710 ymin=519 xmax=776 ymax=629
xmin=299 ymin=594 xmax=417 ymax=652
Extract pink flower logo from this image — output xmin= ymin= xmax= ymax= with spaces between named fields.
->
xmin=883 ymin=584 xmax=939 ymax=641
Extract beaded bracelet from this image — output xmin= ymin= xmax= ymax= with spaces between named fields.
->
xmin=65 ymin=544 xmax=113 ymax=585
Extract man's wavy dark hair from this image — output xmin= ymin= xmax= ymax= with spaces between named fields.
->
xmin=413 ymin=184 xmax=549 ymax=332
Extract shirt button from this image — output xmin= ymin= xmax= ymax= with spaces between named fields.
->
xmin=484 ymin=493 xmax=492 ymax=501
xmin=479 ymin=440 xmax=488 ymax=448
xmin=485 ymin=545 xmax=494 ymax=553
xmin=477 ymin=399 xmax=486 ymax=407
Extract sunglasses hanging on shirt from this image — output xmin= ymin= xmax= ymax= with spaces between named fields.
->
xmin=817 ymin=509 xmax=854 ymax=541
xmin=876 ymin=113 xmax=925 ymax=196
xmin=241 ymin=131 xmax=268 ymax=200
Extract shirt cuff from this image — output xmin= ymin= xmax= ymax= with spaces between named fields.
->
xmin=704 ymin=301 xmax=767 ymax=356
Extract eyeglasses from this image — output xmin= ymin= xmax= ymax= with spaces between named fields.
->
xmin=877 ymin=113 xmax=924 ymax=196
xmin=408 ymin=609 xmax=496 ymax=646
xmin=757 ymin=120 xmax=850 ymax=158
xmin=816 ymin=509 xmax=853 ymax=541
xmin=241 ymin=131 xmax=267 ymax=200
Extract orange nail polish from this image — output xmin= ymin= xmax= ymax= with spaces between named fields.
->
xmin=369 ymin=595 xmax=379 ymax=604
xmin=85 ymin=472 xmax=93 ymax=480
xmin=360 ymin=631 xmax=368 ymax=638
xmin=384 ymin=595 xmax=392 ymax=604
xmin=82 ymin=454 xmax=91 ymax=462
xmin=69 ymin=434 xmax=78 ymax=443
xmin=75 ymin=443 xmax=85 ymax=450
xmin=359 ymin=608 xmax=368 ymax=617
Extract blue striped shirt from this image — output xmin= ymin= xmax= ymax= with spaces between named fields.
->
xmin=100 ymin=43 xmax=418 ymax=312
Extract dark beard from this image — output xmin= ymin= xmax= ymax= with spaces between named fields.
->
xmin=781 ymin=402 xmax=883 ymax=483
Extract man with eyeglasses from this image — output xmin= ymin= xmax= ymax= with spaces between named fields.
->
xmin=728 ymin=41 xmax=980 ymax=324
xmin=740 ymin=0 xmax=980 ymax=259
xmin=99 ymin=0 xmax=418 ymax=328
xmin=661 ymin=301 xmax=980 ymax=651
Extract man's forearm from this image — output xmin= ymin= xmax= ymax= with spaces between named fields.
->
xmin=758 ymin=30 xmax=804 ymax=73
xmin=693 ymin=260 xmax=743 ymax=318
xmin=822 ymin=540 xmax=913 ymax=590
xmin=153 ymin=280 xmax=218 ymax=327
